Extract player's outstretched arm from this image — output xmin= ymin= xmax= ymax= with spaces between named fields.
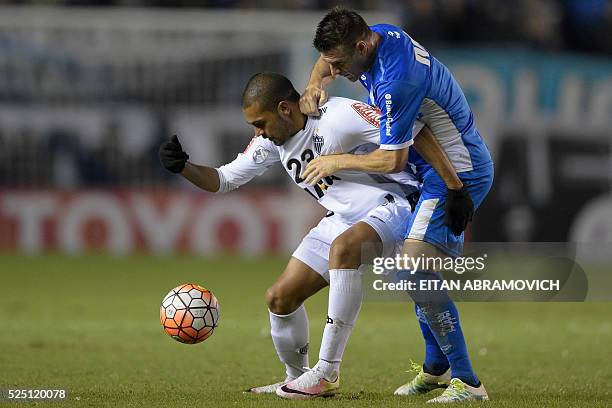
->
xmin=300 ymin=56 xmax=333 ymax=115
xmin=181 ymin=163 xmax=220 ymax=193
xmin=158 ymin=135 xmax=220 ymax=193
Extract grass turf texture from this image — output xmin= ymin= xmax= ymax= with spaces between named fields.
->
xmin=0 ymin=255 xmax=611 ymax=407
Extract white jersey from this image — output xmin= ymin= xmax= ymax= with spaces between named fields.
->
xmin=216 ymin=96 xmax=423 ymax=224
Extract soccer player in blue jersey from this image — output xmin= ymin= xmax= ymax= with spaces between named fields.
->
xmin=285 ymin=7 xmax=494 ymax=403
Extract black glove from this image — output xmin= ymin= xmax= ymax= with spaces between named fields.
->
xmin=444 ymin=186 xmax=474 ymax=236
xmin=159 ymin=135 xmax=189 ymax=173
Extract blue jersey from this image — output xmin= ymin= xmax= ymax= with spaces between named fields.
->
xmin=359 ymin=24 xmax=493 ymax=178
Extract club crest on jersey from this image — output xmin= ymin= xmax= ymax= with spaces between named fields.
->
xmin=312 ymin=134 xmax=324 ymax=155
xmin=252 ymin=146 xmax=269 ymax=164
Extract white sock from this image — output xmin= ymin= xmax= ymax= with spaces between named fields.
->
xmin=269 ymin=304 xmax=309 ymax=379
xmin=318 ymin=268 xmax=363 ymax=381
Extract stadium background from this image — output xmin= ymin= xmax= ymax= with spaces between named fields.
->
xmin=1 ymin=1 xmax=611 ymax=407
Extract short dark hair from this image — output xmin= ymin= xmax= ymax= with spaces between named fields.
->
xmin=242 ymin=72 xmax=300 ymax=112
xmin=313 ymin=6 xmax=370 ymax=53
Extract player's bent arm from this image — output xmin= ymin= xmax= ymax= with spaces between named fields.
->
xmin=412 ymin=126 xmax=463 ymax=190
xmin=307 ymin=55 xmax=333 ymax=89
xmin=180 ymin=162 xmax=221 ymax=193
xmin=300 ymin=56 xmax=334 ymax=115
xmin=180 ymin=145 xmax=276 ymax=194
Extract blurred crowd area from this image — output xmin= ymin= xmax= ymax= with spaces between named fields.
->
xmin=0 ymin=126 xmax=169 ymax=188
xmin=0 ymin=1 xmax=611 ymax=191
xmin=1 ymin=0 xmax=611 ymax=55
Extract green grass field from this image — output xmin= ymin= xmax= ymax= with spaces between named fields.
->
xmin=1 ymin=255 xmax=611 ymax=407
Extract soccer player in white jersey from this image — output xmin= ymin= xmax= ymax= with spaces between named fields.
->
xmin=159 ymin=73 xmax=457 ymax=397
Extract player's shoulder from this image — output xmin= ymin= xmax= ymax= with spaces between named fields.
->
xmin=318 ymin=96 xmax=358 ymax=113
xmin=372 ymin=23 xmax=412 ymax=56
xmin=371 ymin=24 xmax=427 ymax=83
xmin=314 ymin=97 xmax=381 ymax=140
xmin=317 ymin=96 xmax=376 ymax=125
xmin=243 ymin=135 xmax=276 ymax=151
xmin=370 ymin=23 xmax=403 ymax=36
xmin=313 ymin=96 xmax=352 ymax=120
xmin=241 ymin=136 xmax=279 ymax=164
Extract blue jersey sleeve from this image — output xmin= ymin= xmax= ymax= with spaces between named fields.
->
xmin=376 ymin=80 xmax=426 ymax=150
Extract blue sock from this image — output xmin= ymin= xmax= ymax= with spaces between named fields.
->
xmin=400 ymin=270 xmax=479 ymax=387
xmin=415 ymin=304 xmax=449 ymax=375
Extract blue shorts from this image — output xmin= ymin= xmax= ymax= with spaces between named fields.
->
xmin=405 ymin=163 xmax=494 ymax=257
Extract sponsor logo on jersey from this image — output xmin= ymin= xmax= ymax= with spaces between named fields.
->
xmin=252 ymin=146 xmax=269 ymax=164
xmin=384 ymin=94 xmax=393 ymax=136
xmin=313 ymin=134 xmax=324 ymax=155
xmin=351 ymin=102 xmax=381 ymax=128
xmin=318 ymin=106 xmax=327 ymax=115
xmin=326 ymin=316 xmax=334 ymax=324
xmin=298 ymin=343 xmax=309 ymax=355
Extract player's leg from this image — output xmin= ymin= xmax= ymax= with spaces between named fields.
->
xmin=248 ymin=257 xmax=328 ymax=394
xmin=251 ymin=216 xmax=348 ymax=394
xmin=423 ymin=166 xmax=492 ymax=403
xmin=321 ymin=196 xmax=411 ymax=380
xmin=278 ymin=196 xmax=410 ymax=400
xmin=400 ymin=239 xmax=487 ymax=402
xmin=267 ymin=257 xmax=329 ymax=377
xmin=316 ymin=220 xmax=381 ymax=377
xmin=276 ymin=222 xmax=378 ymax=399
xmin=395 ymin=167 xmax=492 ymax=402
xmin=394 ymin=238 xmax=452 ymax=396
xmin=267 ymin=256 xmax=329 ymax=315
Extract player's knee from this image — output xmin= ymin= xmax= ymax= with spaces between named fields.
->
xmin=330 ymin=234 xmax=361 ymax=268
xmin=265 ymin=285 xmax=300 ymax=315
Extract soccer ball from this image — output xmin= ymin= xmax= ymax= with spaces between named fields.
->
xmin=160 ymin=283 xmax=220 ymax=344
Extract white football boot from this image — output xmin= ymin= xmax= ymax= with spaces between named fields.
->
xmin=275 ymin=364 xmax=339 ymax=400
xmin=427 ymin=378 xmax=489 ymax=403
xmin=394 ymin=361 xmax=450 ymax=395
xmin=246 ymin=376 xmax=294 ymax=394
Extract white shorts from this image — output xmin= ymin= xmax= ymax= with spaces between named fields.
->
xmin=292 ymin=196 xmax=412 ymax=282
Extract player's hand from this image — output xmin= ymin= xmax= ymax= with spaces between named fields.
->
xmin=444 ymin=186 xmax=474 ymax=236
xmin=302 ymin=156 xmax=339 ymax=186
xmin=299 ymin=85 xmax=329 ymax=116
xmin=159 ymin=135 xmax=189 ymax=174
